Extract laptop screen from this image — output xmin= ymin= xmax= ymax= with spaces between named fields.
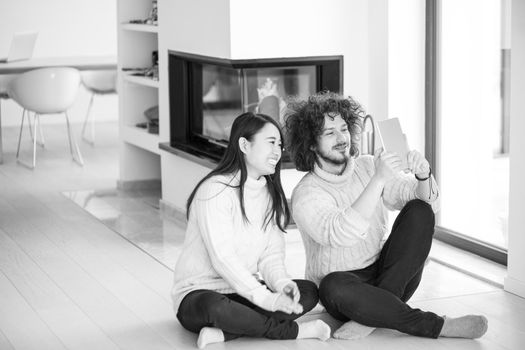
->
xmin=0 ymin=32 xmax=38 ymax=63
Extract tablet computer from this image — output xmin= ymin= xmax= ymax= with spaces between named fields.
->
xmin=376 ymin=117 xmax=409 ymax=170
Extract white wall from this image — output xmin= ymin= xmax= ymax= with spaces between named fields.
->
xmin=158 ymin=0 xmax=232 ymax=209
xmin=388 ymin=0 xmax=426 ymax=153
xmin=367 ymin=0 xmax=388 ymax=122
xmin=0 ymin=0 xmax=118 ymax=126
xmin=504 ymin=0 xmax=525 ymax=298
xmin=158 ymin=0 xmax=231 ymax=143
xmin=229 ymin=0 xmax=371 ymax=110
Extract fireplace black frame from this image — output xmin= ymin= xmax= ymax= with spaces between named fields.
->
xmin=167 ymin=50 xmax=343 ymax=164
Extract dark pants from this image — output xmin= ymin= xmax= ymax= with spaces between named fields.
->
xmin=177 ymin=279 xmax=319 ymax=340
xmin=319 ymin=199 xmax=445 ymax=338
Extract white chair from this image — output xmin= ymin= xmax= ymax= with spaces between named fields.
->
xmin=80 ymin=70 xmax=117 ymax=145
xmin=0 ymin=78 xmax=10 ymax=164
xmin=7 ymin=67 xmax=83 ymax=169
xmin=0 ymin=75 xmax=20 ymax=164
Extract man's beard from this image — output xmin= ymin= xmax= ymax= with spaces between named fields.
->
xmin=316 ymin=145 xmax=350 ymax=166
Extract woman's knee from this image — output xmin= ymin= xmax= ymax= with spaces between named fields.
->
xmin=177 ymin=290 xmax=228 ymax=332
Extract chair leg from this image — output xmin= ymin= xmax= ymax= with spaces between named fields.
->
xmin=16 ymin=109 xmax=26 ymax=159
xmin=0 ymin=99 xmax=3 ymax=164
xmin=25 ymin=111 xmax=45 ymax=147
xmin=81 ymin=92 xmax=95 ymax=145
xmin=37 ymin=114 xmax=45 ymax=147
xmin=16 ymin=111 xmax=38 ymax=169
xmin=65 ymin=112 xmax=84 ymax=166
xmin=31 ymin=113 xmax=38 ymax=168
xmin=27 ymin=110 xmax=33 ymax=142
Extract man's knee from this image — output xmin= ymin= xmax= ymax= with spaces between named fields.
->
xmin=404 ymin=199 xmax=435 ymax=227
xmin=319 ymin=272 xmax=368 ymax=321
xmin=294 ymin=279 xmax=319 ymax=312
xmin=319 ymin=272 xmax=358 ymax=306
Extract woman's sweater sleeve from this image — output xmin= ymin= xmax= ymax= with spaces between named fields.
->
xmin=257 ymin=227 xmax=293 ymax=293
xmin=194 ymin=182 xmax=279 ymax=311
xmin=292 ymin=185 xmax=370 ymax=248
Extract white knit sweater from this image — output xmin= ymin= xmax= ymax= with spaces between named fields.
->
xmin=291 ymin=155 xmax=440 ymax=285
xmin=171 ymin=173 xmax=293 ymax=312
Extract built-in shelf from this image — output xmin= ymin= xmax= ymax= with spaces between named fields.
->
xmin=118 ymin=0 xmax=161 ymax=183
xmin=122 ymin=125 xmax=160 ymax=155
xmin=121 ymin=23 xmax=159 ymax=33
xmin=123 ymin=74 xmax=159 ymax=88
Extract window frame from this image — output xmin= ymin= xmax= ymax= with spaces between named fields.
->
xmin=424 ymin=0 xmax=507 ymax=266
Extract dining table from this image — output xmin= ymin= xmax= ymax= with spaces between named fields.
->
xmin=0 ymin=55 xmax=117 ymax=164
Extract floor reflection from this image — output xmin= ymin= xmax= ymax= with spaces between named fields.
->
xmin=63 ymin=188 xmax=185 ymax=269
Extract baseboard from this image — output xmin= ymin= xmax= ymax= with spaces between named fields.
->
xmin=116 ymin=179 xmax=161 ymax=191
xmin=504 ymin=276 xmax=525 ymax=298
xmin=429 ymin=240 xmax=506 ymax=288
xmin=159 ymin=199 xmax=187 ymax=225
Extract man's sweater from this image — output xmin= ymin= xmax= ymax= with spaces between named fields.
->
xmin=171 ymin=173 xmax=293 ymax=312
xmin=291 ymin=155 xmax=440 ymax=285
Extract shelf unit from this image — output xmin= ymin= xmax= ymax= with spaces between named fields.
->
xmin=122 ymin=73 xmax=159 ymax=88
xmin=121 ymin=23 xmax=159 ymax=33
xmin=121 ymin=125 xmax=161 ymax=155
xmin=117 ymin=0 xmax=162 ymax=185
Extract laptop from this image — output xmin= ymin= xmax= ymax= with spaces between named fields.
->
xmin=0 ymin=32 xmax=38 ymax=63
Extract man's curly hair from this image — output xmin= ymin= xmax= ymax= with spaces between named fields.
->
xmin=284 ymin=91 xmax=364 ymax=172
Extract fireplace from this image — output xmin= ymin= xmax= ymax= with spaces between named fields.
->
xmin=166 ymin=50 xmax=343 ymax=164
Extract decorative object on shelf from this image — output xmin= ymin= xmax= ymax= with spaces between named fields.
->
xmin=135 ymin=105 xmax=159 ymax=134
xmin=150 ymin=50 xmax=159 ymax=80
xmin=147 ymin=119 xmax=158 ymax=134
xmin=144 ymin=105 xmax=158 ymax=121
xmin=122 ymin=50 xmax=158 ymax=81
xmin=148 ymin=0 xmax=158 ymax=25
xmin=128 ymin=0 xmax=158 ymax=25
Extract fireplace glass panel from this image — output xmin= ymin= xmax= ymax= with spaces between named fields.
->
xmin=243 ymin=66 xmax=317 ymax=125
xmin=200 ymin=65 xmax=243 ymax=143
xmin=197 ymin=65 xmax=317 ymax=144
xmin=168 ymin=51 xmax=343 ymax=162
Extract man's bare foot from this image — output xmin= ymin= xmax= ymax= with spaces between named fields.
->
xmin=333 ymin=321 xmax=375 ymax=340
xmin=439 ymin=315 xmax=488 ymax=339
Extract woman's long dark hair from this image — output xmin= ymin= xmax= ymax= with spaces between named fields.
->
xmin=186 ymin=112 xmax=290 ymax=232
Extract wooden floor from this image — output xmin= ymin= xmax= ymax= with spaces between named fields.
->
xmin=0 ymin=122 xmax=524 ymax=350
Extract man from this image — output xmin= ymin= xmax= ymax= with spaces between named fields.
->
xmin=285 ymin=91 xmax=488 ymax=340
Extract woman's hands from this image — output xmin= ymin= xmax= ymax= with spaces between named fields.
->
xmin=273 ymin=282 xmax=303 ymax=314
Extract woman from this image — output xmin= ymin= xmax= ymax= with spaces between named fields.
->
xmin=172 ymin=112 xmax=330 ymax=348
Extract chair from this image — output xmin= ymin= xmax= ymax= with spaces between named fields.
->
xmin=80 ymin=70 xmax=117 ymax=145
xmin=7 ymin=67 xmax=83 ymax=168
xmin=0 ymin=77 xmax=10 ymax=164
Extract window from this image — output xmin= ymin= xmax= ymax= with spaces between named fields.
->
xmin=426 ymin=0 xmax=510 ymax=264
